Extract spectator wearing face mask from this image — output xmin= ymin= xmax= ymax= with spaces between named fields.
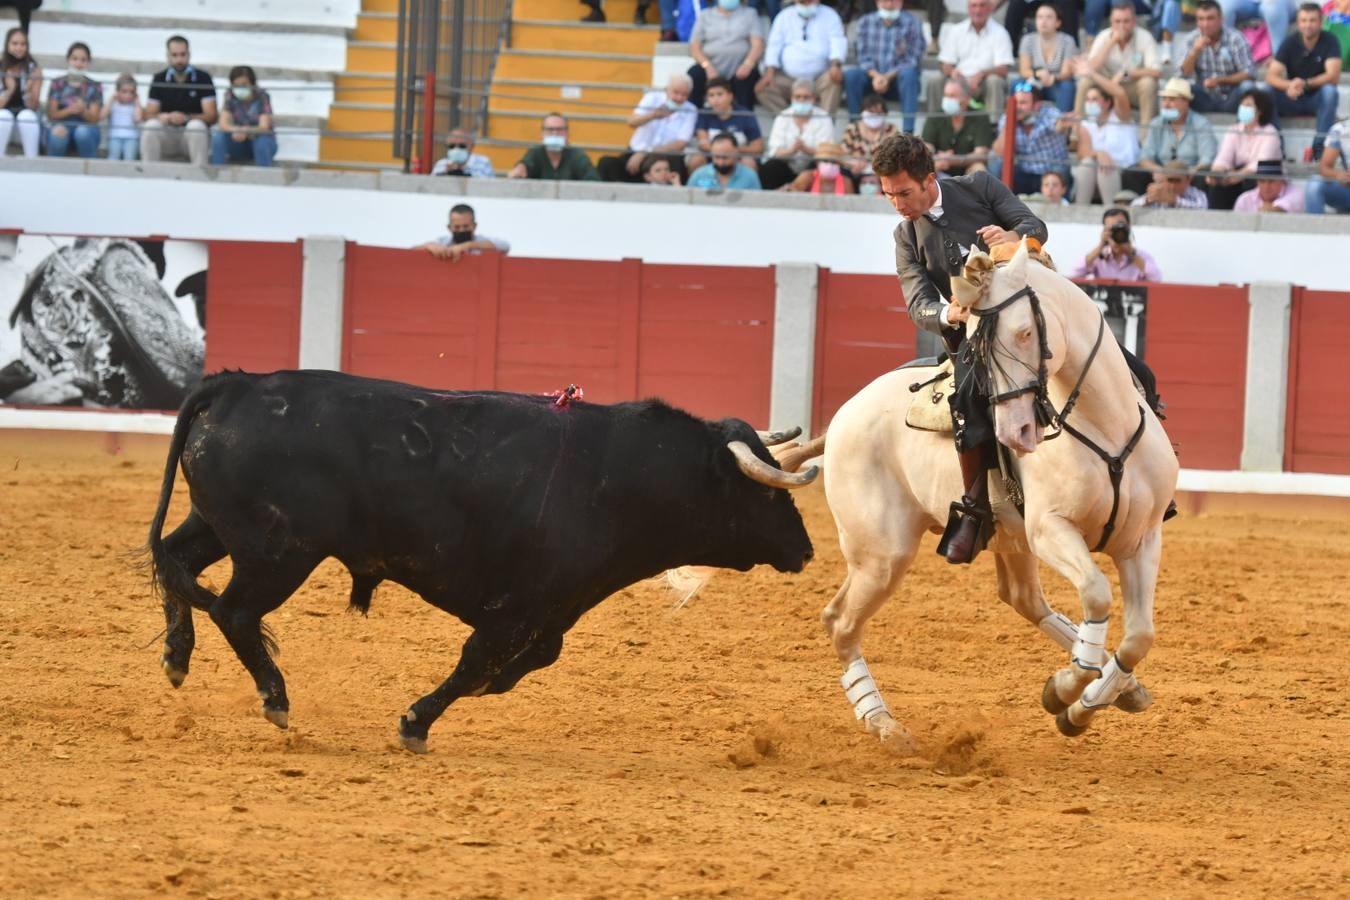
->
xmin=45 ymin=42 xmax=102 ymax=159
xmin=430 ymin=128 xmax=494 ymax=177
xmin=142 ymin=34 xmax=216 ymax=166
xmin=840 ymin=93 xmax=897 ymax=183
xmin=687 ymin=132 xmax=762 ymax=188
xmin=210 ymin=65 xmax=276 ymax=167
xmin=419 ymin=203 xmax=511 ymax=262
xmin=787 ymin=142 xmax=855 ymax=193
xmin=506 ymin=113 xmax=601 ymax=180
xmin=857 ymin=168 xmax=882 ymax=196
xmin=687 ymin=77 xmax=762 ymax=173
xmin=686 ymin=0 xmax=765 ymax=110
xmin=1204 ymin=87 xmax=1280 ymax=210
xmin=844 ymin=0 xmax=924 ymax=133
xmin=759 ymin=78 xmax=834 ymax=190
xmin=922 ymin=79 xmax=994 ymax=177
xmin=597 ymin=73 xmax=699 ymax=183
xmin=928 ymin=0 xmax=1014 ymax=116
xmin=1071 ymin=83 xmax=1140 ymax=206
xmin=1138 ymin=78 xmax=1217 ymax=176
xmin=755 ymin=0 xmax=847 ymax=115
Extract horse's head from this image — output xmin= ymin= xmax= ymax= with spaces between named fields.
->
xmin=951 ymin=238 xmax=1062 ymax=456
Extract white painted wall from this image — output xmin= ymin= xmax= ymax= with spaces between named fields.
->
xmin=1 ymin=170 xmax=1348 ymax=290
xmin=36 ymin=0 xmax=361 ymax=29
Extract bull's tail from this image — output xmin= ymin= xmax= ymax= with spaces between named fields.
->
xmin=772 ymin=433 xmax=826 ymax=474
xmin=147 ymin=378 xmax=222 ymax=612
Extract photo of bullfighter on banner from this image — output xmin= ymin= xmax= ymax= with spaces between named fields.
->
xmin=0 ymin=234 xmax=207 ymax=409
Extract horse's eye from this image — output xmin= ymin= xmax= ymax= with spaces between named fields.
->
xmin=1016 ymin=327 xmax=1034 ymax=345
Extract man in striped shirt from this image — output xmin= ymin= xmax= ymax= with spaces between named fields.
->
xmin=845 ymin=0 xmax=925 ymax=132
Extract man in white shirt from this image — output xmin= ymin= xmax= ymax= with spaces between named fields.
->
xmin=755 ymin=0 xmax=847 ymax=115
xmin=597 ymin=73 xmax=699 ymax=182
xmin=925 ymin=0 xmax=1014 ymax=117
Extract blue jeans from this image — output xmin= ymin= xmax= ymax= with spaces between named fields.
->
xmin=1152 ymin=0 xmax=1182 ymax=37
xmin=1305 ymin=176 xmax=1350 ymax=214
xmin=46 ymin=122 xmax=100 ymax=158
xmin=1046 ymin=78 xmax=1076 ymax=113
xmin=1189 ymin=80 xmax=1256 ymax=114
xmin=1260 ymin=83 xmax=1339 ymax=155
xmin=988 ymin=154 xmax=1071 ymax=195
xmin=211 ymin=130 xmax=278 ymax=166
xmin=844 ymin=65 xmax=921 ymax=133
xmin=107 ymin=135 xmax=138 ymax=160
xmin=1223 ymin=0 xmax=1295 ymax=52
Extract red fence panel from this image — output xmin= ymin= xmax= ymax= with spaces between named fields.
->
xmin=204 ymin=240 xmax=302 ymax=373
xmin=812 ymin=270 xmax=914 ymax=430
xmin=637 ymin=263 xmax=774 ymax=426
xmin=1145 ymin=283 xmax=1248 ymax=470
xmin=1286 ymin=289 xmax=1350 ymax=474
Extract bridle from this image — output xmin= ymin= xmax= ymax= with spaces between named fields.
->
xmin=963 ymin=283 xmax=1147 ymax=553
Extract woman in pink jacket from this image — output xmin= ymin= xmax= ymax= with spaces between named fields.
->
xmin=1205 ymin=87 xmax=1282 ymax=209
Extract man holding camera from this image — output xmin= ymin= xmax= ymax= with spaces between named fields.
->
xmin=1070 ymin=207 xmax=1161 ymax=281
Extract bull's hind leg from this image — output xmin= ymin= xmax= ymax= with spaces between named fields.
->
xmin=159 ymin=511 xmax=227 ymax=687
xmin=207 ymin=557 xmax=318 ymax=730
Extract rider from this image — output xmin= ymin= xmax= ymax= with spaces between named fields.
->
xmin=873 ymin=132 xmax=1048 ymax=566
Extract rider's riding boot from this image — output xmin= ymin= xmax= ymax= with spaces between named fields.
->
xmin=942 ymin=448 xmax=992 ymax=565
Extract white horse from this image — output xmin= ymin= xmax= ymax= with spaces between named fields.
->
xmin=795 ymin=239 xmax=1178 ymax=747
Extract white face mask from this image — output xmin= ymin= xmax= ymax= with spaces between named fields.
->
xmin=542 ymin=134 xmax=567 ymax=151
xmin=940 ymin=97 xmax=961 ymax=116
xmin=877 ymin=7 xmax=901 ymax=20
xmin=1084 ymin=101 xmax=1103 ymax=119
xmin=790 ymin=100 xmax=813 ymax=117
xmin=232 ymin=86 xmax=253 ymax=101
xmin=860 ymin=182 xmax=880 ymax=195
xmin=446 ymin=147 xmax=470 ymax=164
xmin=862 ymin=112 xmax=886 ymax=130
xmin=797 ymin=2 xmax=818 ymax=17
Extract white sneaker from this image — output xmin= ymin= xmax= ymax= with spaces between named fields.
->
xmin=1159 ymin=41 xmax=1173 ymax=67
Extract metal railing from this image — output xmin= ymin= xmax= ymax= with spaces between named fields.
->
xmin=394 ymin=0 xmax=513 ymax=173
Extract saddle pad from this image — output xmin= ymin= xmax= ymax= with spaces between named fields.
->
xmin=904 ymin=361 xmax=956 ymax=433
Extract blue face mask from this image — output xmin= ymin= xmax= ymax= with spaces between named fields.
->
xmin=446 ymin=147 xmax=470 ymax=165
xmin=542 ymin=134 xmax=567 ymax=151
xmin=790 ymin=100 xmax=813 ymax=116
xmin=1160 ymin=106 xmax=1180 ymax=121
xmin=860 ymin=182 xmax=881 ymax=195
xmin=797 ymin=2 xmax=818 ymax=18
xmin=877 ymin=7 xmax=901 ymax=20
xmin=1236 ymin=104 xmax=1256 ymax=124
xmin=718 ymin=0 xmax=740 ymax=9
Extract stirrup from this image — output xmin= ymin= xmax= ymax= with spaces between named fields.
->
xmin=936 ymin=496 xmax=993 ymax=563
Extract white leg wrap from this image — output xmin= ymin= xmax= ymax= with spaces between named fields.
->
xmin=1038 ymin=611 xmax=1077 ymax=652
xmin=1072 ymin=618 xmax=1109 ymax=672
xmin=1080 ymin=655 xmax=1135 ymax=710
xmin=840 ymin=657 xmax=890 ymax=722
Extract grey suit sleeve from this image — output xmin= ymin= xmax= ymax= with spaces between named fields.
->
xmin=895 ymin=222 xmax=948 ymax=337
xmin=976 ymin=170 xmax=1049 ymax=244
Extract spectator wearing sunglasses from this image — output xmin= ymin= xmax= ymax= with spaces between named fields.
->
xmin=1132 ymin=158 xmax=1210 ymax=208
xmin=430 ymin=128 xmax=495 ymax=177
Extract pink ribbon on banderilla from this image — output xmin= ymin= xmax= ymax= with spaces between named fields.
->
xmin=544 ymin=384 xmax=584 ymax=408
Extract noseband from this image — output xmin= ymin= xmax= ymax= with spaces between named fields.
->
xmin=963 ymin=284 xmax=1147 ymax=553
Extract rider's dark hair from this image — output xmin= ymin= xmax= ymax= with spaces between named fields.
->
xmin=870 ymin=132 xmax=934 ymax=180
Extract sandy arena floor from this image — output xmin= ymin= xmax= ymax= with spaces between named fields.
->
xmin=1 ymin=433 xmax=1348 ymax=899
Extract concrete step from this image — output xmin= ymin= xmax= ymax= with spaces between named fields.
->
xmin=319 ymin=132 xmax=401 ymax=166
xmin=335 ymin=73 xmax=397 ymax=105
xmin=363 ymin=0 xmax=398 ymax=12
xmin=515 ymin=0 xmax=650 ymax=22
xmin=353 ymin=12 xmax=399 ymax=42
xmin=487 ymin=108 xmax=633 ymax=148
xmin=488 ymin=79 xmax=645 ymax=116
xmin=328 ymin=102 xmax=395 ymax=132
xmin=346 ymin=41 xmax=397 ymax=73
xmin=495 ymin=49 xmax=650 ymax=84
xmin=510 ymin=20 xmax=659 ymax=56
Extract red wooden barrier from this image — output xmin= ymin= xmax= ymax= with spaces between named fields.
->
xmin=1286 ymin=289 xmax=1350 ymax=475
xmin=204 ymin=240 xmax=303 ymax=373
xmin=812 ymin=269 xmax=915 ymax=430
xmin=1146 ymin=283 xmax=1248 ymax=470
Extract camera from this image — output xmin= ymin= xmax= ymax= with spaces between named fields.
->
xmin=1109 ymin=223 xmax=1131 ymax=245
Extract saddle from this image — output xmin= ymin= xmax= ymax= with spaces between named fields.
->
xmin=900 ymin=356 xmax=955 ymax=433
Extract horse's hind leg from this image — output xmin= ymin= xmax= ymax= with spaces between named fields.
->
xmin=160 ymin=511 xmax=227 ymax=687
xmin=821 ymin=519 xmax=924 ymax=752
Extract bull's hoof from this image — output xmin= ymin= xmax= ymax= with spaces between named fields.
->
xmin=1056 ymin=709 xmax=1088 ymax=738
xmin=1041 ymin=675 xmax=1068 ymax=715
xmin=263 ymin=707 xmax=289 ymax=730
xmin=161 ymin=658 xmax=187 ymax=689
xmin=1113 ymin=682 xmax=1154 ymax=714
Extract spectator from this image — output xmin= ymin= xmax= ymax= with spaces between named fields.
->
xmin=1233 ymin=158 xmax=1306 ymax=212
xmin=845 ymin=0 xmax=924 ymax=132
xmin=922 ymin=78 xmax=994 ymax=176
xmin=0 ymin=26 xmax=40 ymax=158
xmin=1005 ymin=0 xmax=1081 ymax=47
xmin=210 ymin=65 xmax=275 ymax=167
xmin=1205 ymin=87 xmax=1280 ymax=209
xmin=759 ymin=78 xmax=834 ymax=189
xmin=430 ymin=128 xmax=494 ymax=177
xmin=1262 ymin=3 xmax=1342 ymax=157
xmin=1072 ymin=1 xmax=1161 ymax=131
xmin=103 ymin=74 xmax=142 ymax=161
xmin=755 ymin=0 xmax=846 ymax=115
xmin=418 ymin=203 xmax=510 ymax=261
xmin=1072 ymin=83 xmax=1141 ymax=205
xmin=858 ymin=167 xmax=881 ymax=194
xmin=1178 ymin=0 xmax=1256 ymax=114
xmin=0 ymin=1 xmax=41 ymax=34
xmin=928 ymin=0 xmax=1014 ymax=115
xmin=1017 ymin=1 xmax=1078 ymax=113
xmin=1138 ymin=78 xmax=1218 ymax=176
xmin=1132 ymin=159 xmax=1210 ymax=208
xmin=687 ymin=77 xmax=763 ymax=172
xmin=1306 ymin=115 xmax=1350 ymax=213
xmin=1072 ymin=207 xmax=1161 ymax=280
xmin=506 ymin=113 xmax=601 ymax=180
xmin=1223 ymin=0 xmax=1297 ymax=55
xmin=45 ymin=41 xmax=101 ymax=159
xmin=787 ymin=141 xmax=856 ymax=192
xmin=989 ymin=81 xmax=1073 ymax=194
xmin=1037 ymin=169 xmax=1071 ymax=203
xmin=640 ymin=154 xmax=682 ymax=185
xmin=142 ymin=35 xmax=216 ymax=166
xmin=840 ymin=92 xmax=898 ymax=181
xmin=687 ymin=0 xmax=764 ymax=109
xmin=597 ymin=73 xmax=698 ymax=182
xmin=687 ymin=132 xmax=763 ymax=188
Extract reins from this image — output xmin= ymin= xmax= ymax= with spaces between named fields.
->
xmin=966 ymin=283 xmax=1146 ymax=553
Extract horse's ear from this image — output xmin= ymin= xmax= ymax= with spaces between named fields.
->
xmin=953 ymin=248 xmax=994 ymax=308
xmin=1003 ymin=237 xmax=1031 ymax=285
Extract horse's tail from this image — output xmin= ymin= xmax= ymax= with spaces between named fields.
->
xmin=773 ymin=433 xmax=826 ymax=474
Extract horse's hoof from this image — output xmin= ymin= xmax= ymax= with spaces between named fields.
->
xmin=162 ymin=658 xmax=187 ymax=689
xmin=400 ymin=734 xmax=429 ymax=755
xmin=1056 ymin=709 xmax=1089 ymax=737
xmin=263 ymin=707 xmax=289 ymax=730
xmin=1041 ymin=675 xmax=1068 ymax=715
xmin=870 ymin=716 xmax=917 ymax=757
xmin=1113 ymin=682 xmax=1154 ymax=714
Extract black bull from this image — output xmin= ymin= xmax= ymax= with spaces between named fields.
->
xmin=148 ymin=370 xmax=816 ymax=752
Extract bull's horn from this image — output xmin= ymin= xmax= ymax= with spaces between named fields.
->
xmin=756 ymin=426 xmax=802 ymax=446
xmin=727 ymin=441 xmax=819 ymax=489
